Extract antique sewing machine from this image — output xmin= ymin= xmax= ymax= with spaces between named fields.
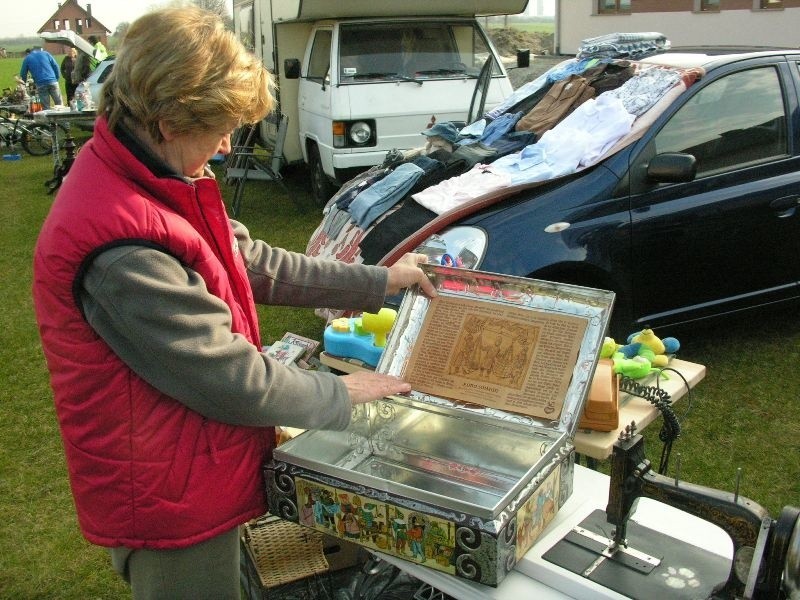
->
xmin=543 ymin=424 xmax=799 ymax=599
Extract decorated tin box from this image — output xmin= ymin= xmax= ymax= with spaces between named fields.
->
xmin=265 ymin=265 xmax=614 ymax=586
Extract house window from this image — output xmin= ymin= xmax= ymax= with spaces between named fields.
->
xmin=54 ymin=20 xmax=60 ymax=29
xmin=598 ymin=0 xmax=631 ymax=14
xmin=64 ymin=19 xmax=71 ymax=30
xmin=699 ymin=0 xmax=720 ymax=11
xmin=758 ymin=0 xmax=782 ymax=8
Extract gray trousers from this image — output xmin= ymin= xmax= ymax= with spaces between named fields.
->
xmin=109 ymin=526 xmax=240 ymax=599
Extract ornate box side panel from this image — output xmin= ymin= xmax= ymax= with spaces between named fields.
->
xmin=265 ymin=449 xmax=573 ymax=587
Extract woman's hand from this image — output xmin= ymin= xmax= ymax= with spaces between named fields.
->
xmin=385 ymin=253 xmax=437 ymax=298
xmin=341 ymin=371 xmax=412 ymax=405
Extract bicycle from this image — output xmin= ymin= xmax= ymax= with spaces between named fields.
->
xmin=0 ymin=105 xmax=67 ymax=156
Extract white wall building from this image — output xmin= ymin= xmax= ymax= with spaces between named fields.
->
xmin=554 ymin=0 xmax=800 ymax=55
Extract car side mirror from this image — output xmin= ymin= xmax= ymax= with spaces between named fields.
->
xmin=646 ymin=152 xmax=697 ymax=183
xmin=284 ymin=58 xmax=301 ymax=79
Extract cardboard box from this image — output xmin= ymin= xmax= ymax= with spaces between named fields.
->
xmin=266 ymin=265 xmax=614 ymax=587
xmin=578 ymin=358 xmax=620 ymax=431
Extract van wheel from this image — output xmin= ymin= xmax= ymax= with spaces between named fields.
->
xmin=309 ymin=145 xmax=335 ymax=206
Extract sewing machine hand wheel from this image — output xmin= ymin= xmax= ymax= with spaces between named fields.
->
xmin=764 ymin=505 xmax=800 ymax=599
xmin=784 ymin=511 xmax=800 ymax=598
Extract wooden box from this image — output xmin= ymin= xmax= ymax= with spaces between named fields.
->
xmin=265 ymin=265 xmax=614 ymax=587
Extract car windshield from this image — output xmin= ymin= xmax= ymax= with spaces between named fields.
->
xmin=338 ymin=22 xmax=502 ymax=83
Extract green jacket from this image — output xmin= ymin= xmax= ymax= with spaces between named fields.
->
xmin=89 ymin=41 xmax=108 ymax=70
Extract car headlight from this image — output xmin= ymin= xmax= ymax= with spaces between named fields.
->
xmin=415 ymin=226 xmax=487 ymax=269
xmin=349 ymin=121 xmax=372 ymax=145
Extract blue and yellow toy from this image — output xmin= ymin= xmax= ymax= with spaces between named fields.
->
xmin=323 ymin=308 xmax=397 ymax=367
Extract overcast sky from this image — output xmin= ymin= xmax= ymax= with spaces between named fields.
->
xmin=0 ymin=0 xmax=233 ymax=39
xmin=1 ymin=0 xmax=553 ymax=40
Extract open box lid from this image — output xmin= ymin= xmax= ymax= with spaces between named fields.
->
xmin=40 ymin=30 xmax=94 ymax=57
xmin=377 ymin=264 xmax=615 ymax=438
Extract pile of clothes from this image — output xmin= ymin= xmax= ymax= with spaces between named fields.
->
xmin=306 ymin=33 xmax=701 ymax=272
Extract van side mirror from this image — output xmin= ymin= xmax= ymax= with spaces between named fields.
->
xmin=284 ymin=58 xmax=301 ymax=79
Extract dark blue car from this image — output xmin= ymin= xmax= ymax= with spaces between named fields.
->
xmin=306 ymin=48 xmax=800 ymax=337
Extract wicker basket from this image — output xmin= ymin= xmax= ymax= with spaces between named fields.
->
xmin=241 ymin=515 xmax=330 ymax=590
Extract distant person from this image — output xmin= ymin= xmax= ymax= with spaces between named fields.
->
xmin=61 ymin=47 xmax=78 ymax=102
xmin=19 ymin=47 xmax=63 ymax=109
xmin=88 ymin=35 xmax=108 ymax=70
xmin=72 ymin=49 xmax=92 ymax=88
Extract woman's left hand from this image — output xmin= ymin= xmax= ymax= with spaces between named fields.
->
xmin=385 ymin=253 xmax=437 ymax=298
xmin=341 ymin=371 xmax=412 ymax=405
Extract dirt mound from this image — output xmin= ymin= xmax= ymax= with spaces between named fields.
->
xmin=488 ymin=28 xmax=553 ymax=58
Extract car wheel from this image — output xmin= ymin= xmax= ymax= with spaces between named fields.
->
xmin=539 ymin=272 xmax=630 ymax=339
xmin=308 ymin=144 xmax=335 ymax=206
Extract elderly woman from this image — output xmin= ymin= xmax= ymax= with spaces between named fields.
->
xmin=31 ymin=6 xmax=434 ymax=599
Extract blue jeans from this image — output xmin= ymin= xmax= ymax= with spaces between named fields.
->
xmin=38 ymin=82 xmax=63 ymax=110
xmin=348 ymin=162 xmax=424 ymax=229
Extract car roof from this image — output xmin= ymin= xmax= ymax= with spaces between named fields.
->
xmin=639 ymin=46 xmax=800 ymax=70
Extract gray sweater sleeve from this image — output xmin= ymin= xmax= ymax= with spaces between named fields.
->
xmin=232 ymin=220 xmax=389 ymax=311
xmin=79 ymin=240 xmax=386 ymax=430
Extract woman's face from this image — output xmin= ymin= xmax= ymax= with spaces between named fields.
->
xmin=162 ymin=123 xmax=236 ymax=178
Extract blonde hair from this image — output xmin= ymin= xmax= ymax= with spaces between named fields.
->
xmin=100 ymin=5 xmax=274 ymax=142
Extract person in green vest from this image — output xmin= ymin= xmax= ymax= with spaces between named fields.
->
xmin=88 ymin=35 xmax=108 ymax=70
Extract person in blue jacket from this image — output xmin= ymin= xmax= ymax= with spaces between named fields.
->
xmin=19 ymin=47 xmax=63 ymax=109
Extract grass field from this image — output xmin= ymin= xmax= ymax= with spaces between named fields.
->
xmin=0 ymin=44 xmax=798 ymax=598
xmin=487 ymin=20 xmax=555 ymax=34
xmin=1 ymin=56 xmax=24 ymax=92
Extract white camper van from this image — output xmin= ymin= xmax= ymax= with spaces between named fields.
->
xmin=232 ymin=0 xmax=528 ymax=202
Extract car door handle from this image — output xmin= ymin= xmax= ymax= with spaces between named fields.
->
xmin=769 ymin=195 xmax=800 ymax=212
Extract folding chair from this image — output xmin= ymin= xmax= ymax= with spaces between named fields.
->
xmin=225 ymin=112 xmax=290 ymax=217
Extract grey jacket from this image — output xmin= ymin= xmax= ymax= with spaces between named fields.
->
xmin=79 ymin=219 xmax=388 ymax=431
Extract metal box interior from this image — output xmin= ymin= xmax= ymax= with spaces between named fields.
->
xmin=274 ymin=393 xmax=566 ymax=520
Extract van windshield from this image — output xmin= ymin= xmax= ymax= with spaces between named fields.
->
xmin=338 ymin=22 xmax=503 ymax=83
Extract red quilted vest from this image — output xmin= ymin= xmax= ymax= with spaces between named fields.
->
xmin=32 ymin=117 xmax=273 ymax=549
